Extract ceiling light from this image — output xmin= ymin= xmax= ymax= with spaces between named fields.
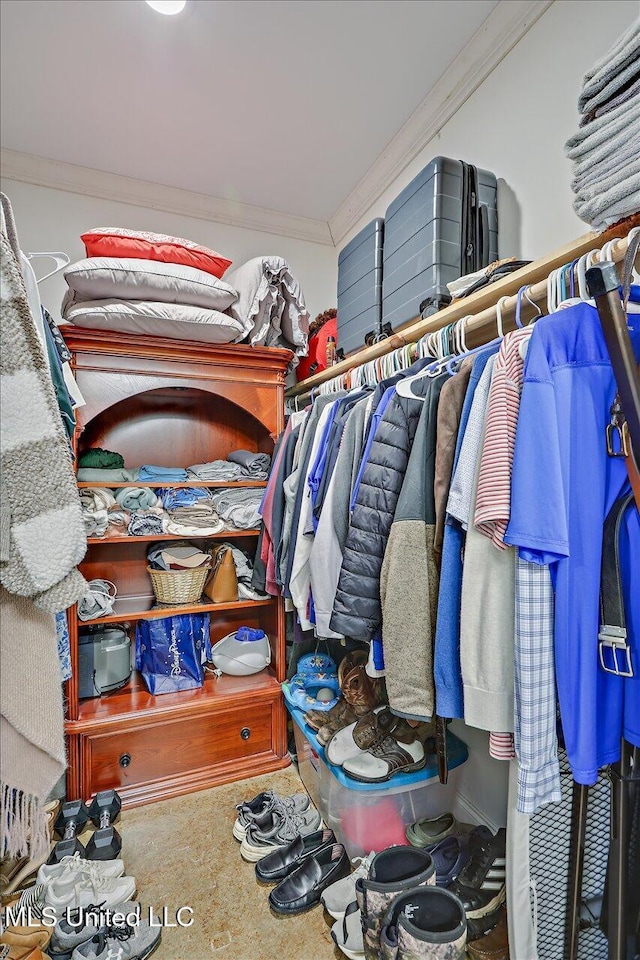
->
xmin=145 ymin=0 xmax=187 ymax=14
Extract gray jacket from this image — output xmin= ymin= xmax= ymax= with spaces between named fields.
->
xmin=380 ymin=373 xmax=448 ymax=720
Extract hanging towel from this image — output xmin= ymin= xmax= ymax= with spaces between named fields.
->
xmin=0 ymin=199 xmax=87 ymax=612
xmin=1 ymin=586 xmax=67 ymax=861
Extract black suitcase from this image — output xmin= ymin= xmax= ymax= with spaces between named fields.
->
xmin=382 ymin=156 xmax=498 ymax=327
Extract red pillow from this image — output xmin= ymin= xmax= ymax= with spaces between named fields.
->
xmin=81 ymin=228 xmax=232 ymax=279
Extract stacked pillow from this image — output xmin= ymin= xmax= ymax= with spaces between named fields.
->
xmin=62 ymin=228 xmax=246 ymax=344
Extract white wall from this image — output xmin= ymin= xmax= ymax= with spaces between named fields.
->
xmin=0 ymin=179 xmax=338 ymax=323
xmin=341 ymin=0 xmax=639 ymax=260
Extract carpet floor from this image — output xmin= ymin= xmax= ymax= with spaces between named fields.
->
xmin=120 ymin=767 xmax=340 ymax=960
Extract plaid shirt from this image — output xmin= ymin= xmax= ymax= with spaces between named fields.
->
xmin=514 ymin=557 xmax=562 ymax=813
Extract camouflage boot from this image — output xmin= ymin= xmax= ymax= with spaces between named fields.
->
xmin=379 ymin=887 xmax=467 ymax=960
xmin=358 ymin=847 xmax=435 ymax=960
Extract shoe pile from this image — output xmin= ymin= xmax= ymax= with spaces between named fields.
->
xmin=233 ymin=788 xmax=350 ymax=916
xmin=1 ymin=792 xmax=162 ymax=960
xmin=405 ymin=812 xmax=508 ymax=958
xmin=304 ymin=651 xmax=385 ymax=747
xmin=322 ymin=814 xmax=507 ymax=960
xmin=325 ymin=707 xmax=434 ymax=784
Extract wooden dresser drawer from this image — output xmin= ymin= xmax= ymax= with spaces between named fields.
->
xmin=84 ymin=701 xmax=274 ymax=798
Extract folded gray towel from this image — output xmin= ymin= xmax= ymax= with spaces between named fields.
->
xmin=571 ymin=144 xmax=638 ymax=193
xmin=571 ymin=125 xmax=639 ymax=180
xmin=226 ymin=450 xmax=271 ymax=475
xmin=187 ymin=461 xmax=245 ymax=481
xmin=571 ymin=137 xmax=638 ymax=189
xmin=581 ymin=73 xmax=640 ymax=125
xmin=565 ymin=94 xmax=640 ymax=158
xmin=77 ymin=467 xmax=136 ymax=483
xmin=578 ymin=20 xmax=640 ymax=113
xmin=574 ymin=159 xmax=640 ymax=204
xmin=573 ymin=168 xmax=640 ymax=229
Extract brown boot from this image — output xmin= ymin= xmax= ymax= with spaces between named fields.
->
xmin=304 ymin=650 xmax=368 ymax=730
xmin=315 ymin=699 xmax=359 ymax=745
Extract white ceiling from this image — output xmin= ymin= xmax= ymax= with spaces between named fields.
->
xmin=0 ymin=0 xmax=498 ymax=225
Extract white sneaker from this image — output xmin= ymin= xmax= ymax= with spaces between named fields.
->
xmin=342 ymin=737 xmax=425 ymax=782
xmin=331 ymin=901 xmax=365 ymax=959
xmin=321 ymin=851 xmax=374 ymax=919
xmin=45 ymin=870 xmax=136 ymax=917
xmin=37 ymin=853 xmax=125 ymax=885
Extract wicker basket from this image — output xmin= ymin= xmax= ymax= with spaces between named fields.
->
xmin=147 ymin=564 xmax=211 ymax=605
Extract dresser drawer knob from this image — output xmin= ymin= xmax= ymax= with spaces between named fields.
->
xmin=240 ymin=727 xmax=251 ymax=741
xmin=119 ymin=753 xmax=131 ymax=768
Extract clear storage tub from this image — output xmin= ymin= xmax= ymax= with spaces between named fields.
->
xmin=288 ymin=704 xmax=468 ymax=859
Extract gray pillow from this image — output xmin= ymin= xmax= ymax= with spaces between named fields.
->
xmin=65 ymin=298 xmax=245 ymax=344
xmin=63 ymin=257 xmax=238 ymax=312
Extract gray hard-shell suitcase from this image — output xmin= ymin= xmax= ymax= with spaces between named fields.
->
xmin=382 ymin=157 xmax=498 ymax=328
xmin=337 ymin=218 xmax=384 ymax=356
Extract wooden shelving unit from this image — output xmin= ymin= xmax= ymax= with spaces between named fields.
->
xmin=87 ymin=530 xmax=261 ymax=545
xmin=63 ymin=329 xmax=292 ymax=807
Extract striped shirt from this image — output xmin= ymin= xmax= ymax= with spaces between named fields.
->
xmin=474 ymin=327 xmax=534 ymax=547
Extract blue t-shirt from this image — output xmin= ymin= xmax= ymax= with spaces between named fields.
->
xmin=505 ymin=302 xmax=640 ymax=785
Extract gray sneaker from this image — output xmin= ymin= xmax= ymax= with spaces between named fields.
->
xmin=321 ymin=851 xmax=375 ymax=920
xmin=232 ymin=790 xmax=309 ymax=841
xmin=49 ymin=901 xmax=139 ymax=959
xmin=71 ymin=917 xmax=161 ymax=960
xmin=240 ymin=805 xmax=322 ymax=862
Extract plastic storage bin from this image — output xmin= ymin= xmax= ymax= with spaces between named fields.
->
xmin=337 ymin=218 xmax=384 ymax=356
xmin=382 ymin=157 xmax=498 ymax=329
xmin=288 ymin=704 xmax=468 ymax=859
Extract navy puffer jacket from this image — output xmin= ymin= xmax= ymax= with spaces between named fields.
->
xmin=329 ymin=382 xmax=428 ymax=640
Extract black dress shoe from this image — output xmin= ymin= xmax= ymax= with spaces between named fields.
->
xmin=255 ymin=829 xmax=336 ymax=883
xmin=268 ymin=843 xmax=350 ymax=915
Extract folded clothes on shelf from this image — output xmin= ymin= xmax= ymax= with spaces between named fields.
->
xmin=188 ymin=449 xmax=271 ymax=481
xmin=166 ymin=503 xmax=224 ymax=536
xmin=128 ymin=509 xmax=168 ymax=537
xmin=226 ymin=449 xmax=271 ymax=476
xmin=77 ymin=467 xmax=137 ymax=483
xmin=115 ymin=486 xmax=159 ymax=511
xmin=78 ymin=446 xmax=125 ymax=470
xmin=209 ymin=487 xmax=263 ymax=530
xmin=147 ymin=541 xmax=211 ymax=571
xmin=187 ymin=460 xmax=248 ymax=481
xmin=137 ymin=464 xmax=189 ymax=482
xmin=79 ymin=488 xmax=117 ymax=538
xmin=158 ymin=487 xmax=211 ymax=510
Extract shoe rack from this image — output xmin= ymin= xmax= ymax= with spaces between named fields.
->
xmin=62 ymin=328 xmax=291 ymax=807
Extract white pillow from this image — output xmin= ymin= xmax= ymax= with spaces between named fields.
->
xmin=63 ymin=258 xmax=238 ymax=312
xmin=65 ymin=299 xmax=245 ymax=344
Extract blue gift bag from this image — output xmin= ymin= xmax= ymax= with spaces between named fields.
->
xmin=135 ymin=614 xmax=211 ymax=695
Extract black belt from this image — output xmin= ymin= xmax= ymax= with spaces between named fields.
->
xmin=599 ymin=493 xmax=636 ymax=677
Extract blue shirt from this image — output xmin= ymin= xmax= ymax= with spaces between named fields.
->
xmin=505 ymin=302 xmax=640 ymax=785
xmin=433 ymin=346 xmax=499 ymax=718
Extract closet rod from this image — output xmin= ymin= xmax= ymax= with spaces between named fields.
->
xmin=286 ymin=213 xmax=640 ymax=399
